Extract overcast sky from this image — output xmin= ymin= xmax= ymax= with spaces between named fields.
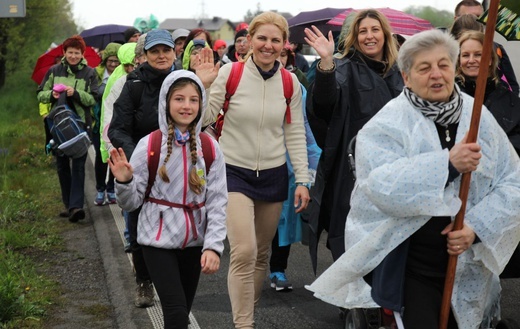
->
xmin=71 ymin=0 xmax=458 ymax=30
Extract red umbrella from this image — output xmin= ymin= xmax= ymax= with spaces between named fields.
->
xmin=31 ymin=44 xmax=101 ymax=84
xmin=327 ymin=7 xmax=434 ymax=36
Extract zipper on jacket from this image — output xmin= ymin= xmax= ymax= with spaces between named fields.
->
xmin=181 ymin=145 xmax=190 ymax=248
xmin=155 ymin=211 xmax=163 ymax=241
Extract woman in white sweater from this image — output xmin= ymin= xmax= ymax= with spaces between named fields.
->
xmin=203 ymin=11 xmax=311 ymax=329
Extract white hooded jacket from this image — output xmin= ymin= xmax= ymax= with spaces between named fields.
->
xmin=115 ymin=70 xmax=227 ymax=255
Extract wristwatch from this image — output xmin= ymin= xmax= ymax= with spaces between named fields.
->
xmin=296 ymin=182 xmax=311 ymax=189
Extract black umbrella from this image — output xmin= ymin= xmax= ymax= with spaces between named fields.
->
xmin=287 ymin=7 xmax=348 ymax=43
xmin=79 ymin=24 xmax=133 ymax=50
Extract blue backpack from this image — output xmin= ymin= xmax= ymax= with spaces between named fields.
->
xmin=45 ymin=94 xmax=91 ymax=158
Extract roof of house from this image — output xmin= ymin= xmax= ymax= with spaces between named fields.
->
xmin=160 ymin=17 xmax=234 ymax=31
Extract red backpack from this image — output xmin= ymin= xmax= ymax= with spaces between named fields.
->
xmin=213 ymin=61 xmax=294 ymax=140
xmin=145 ymin=130 xmax=215 ymax=199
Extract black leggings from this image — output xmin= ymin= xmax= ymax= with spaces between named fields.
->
xmin=403 ymin=272 xmax=458 ymax=329
xmin=142 ymin=245 xmax=202 ymax=329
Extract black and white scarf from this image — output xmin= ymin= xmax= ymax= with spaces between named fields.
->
xmin=403 ymin=84 xmax=463 ymax=127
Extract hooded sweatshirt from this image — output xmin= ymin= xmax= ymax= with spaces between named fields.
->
xmin=115 ymin=70 xmax=227 ymax=254
xmin=100 ymin=42 xmax=137 ymax=162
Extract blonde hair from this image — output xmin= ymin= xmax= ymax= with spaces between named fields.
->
xmin=242 ymin=11 xmax=289 ymax=62
xmin=340 ymin=9 xmax=399 ymax=75
xmin=159 ymin=79 xmax=204 ymax=195
xmin=456 ymin=30 xmax=499 ymax=84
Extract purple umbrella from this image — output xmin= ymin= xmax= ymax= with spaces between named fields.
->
xmin=287 ymin=7 xmax=349 ymax=43
xmin=79 ymin=24 xmax=133 ymax=50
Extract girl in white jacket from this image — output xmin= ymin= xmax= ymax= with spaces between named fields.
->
xmin=109 ymin=70 xmax=227 ymax=329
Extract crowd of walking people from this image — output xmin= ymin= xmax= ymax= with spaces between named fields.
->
xmin=36 ymin=1 xmax=520 ymax=328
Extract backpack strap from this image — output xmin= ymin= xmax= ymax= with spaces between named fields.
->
xmin=145 ymin=130 xmax=215 ymax=200
xmin=222 ymin=62 xmax=245 ymax=114
xmin=145 ymin=129 xmax=162 ymax=199
xmin=280 ymin=68 xmax=294 ymax=124
xmin=200 ymin=132 xmax=215 ymax=174
xmin=129 ymin=79 xmax=145 ymax=112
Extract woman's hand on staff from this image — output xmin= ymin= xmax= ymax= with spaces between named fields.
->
xmin=449 ymin=131 xmax=482 ymax=173
xmin=442 ymin=222 xmax=477 ymax=256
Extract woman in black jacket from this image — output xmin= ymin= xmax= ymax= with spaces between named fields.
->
xmin=303 ymin=9 xmax=404 ymax=268
xmin=456 ymin=30 xmax=520 ymax=155
xmin=108 ymin=29 xmax=177 ymax=310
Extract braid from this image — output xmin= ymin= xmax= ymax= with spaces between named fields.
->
xmin=158 ymin=119 xmax=175 ymax=183
xmin=188 ymin=123 xmax=203 ymax=194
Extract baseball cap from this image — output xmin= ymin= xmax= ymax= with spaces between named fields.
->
xmin=144 ymin=29 xmax=175 ymax=51
xmin=192 ymin=39 xmax=206 ymax=49
xmin=171 ymin=28 xmax=190 ymax=43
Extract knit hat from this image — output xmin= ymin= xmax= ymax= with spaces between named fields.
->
xmin=234 ymin=29 xmax=248 ymax=43
xmin=213 ymin=39 xmax=227 ymax=51
xmin=102 ymin=42 xmax=122 ymax=63
xmin=235 ymin=22 xmax=249 ymax=33
xmin=144 ymin=29 xmax=175 ymax=50
xmin=135 ymin=33 xmax=147 ymax=57
xmin=124 ymin=27 xmax=141 ymax=42
xmin=171 ymin=28 xmax=190 ymax=43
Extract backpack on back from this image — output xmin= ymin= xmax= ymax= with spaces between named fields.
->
xmin=45 ymin=93 xmax=91 ymax=159
xmin=212 ymin=61 xmax=294 ymax=140
xmin=145 ymin=129 xmax=216 ymax=199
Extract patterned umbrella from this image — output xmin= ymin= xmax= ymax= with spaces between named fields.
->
xmin=327 ymin=7 xmax=434 ymax=36
xmin=479 ymin=0 xmax=520 ymax=41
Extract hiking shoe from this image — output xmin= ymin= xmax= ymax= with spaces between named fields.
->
xmin=124 ymin=240 xmax=132 ymax=253
xmin=94 ymin=191 xmax=106 ymax=206
xmin=69 ymin=208 xmax=85 ymax=223
xmin=135 ymin=281 xmax=154 ymax=308
xmin=59 ymin=209 xmax=69 ymax=218
xmin=269 ymin=272 xmax=293 ymax=292
xmin=106 ymin=192 xmax=117 ymax=204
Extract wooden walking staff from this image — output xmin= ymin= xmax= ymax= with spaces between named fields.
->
xmin=438 ymin=0 xmax=500 ymax=328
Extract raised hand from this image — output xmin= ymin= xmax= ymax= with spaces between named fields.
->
xmin=304 ymin=25 xmax=335 ymax=67
xmin=108 ymin=147 xmax=133 ymax=183
xmin=194 ymin=47 xmax=220 ymax=89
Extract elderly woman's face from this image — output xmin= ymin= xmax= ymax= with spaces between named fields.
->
xmin=402 ymin=46 xmax=455 ymax=103
xmin=357 ymin=17 xmax=385 ymax=61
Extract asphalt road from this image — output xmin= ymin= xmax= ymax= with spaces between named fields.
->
xmin=85 ymin=153 xmax=520 ymax=329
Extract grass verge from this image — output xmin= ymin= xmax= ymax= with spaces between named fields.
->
xmin=0 ymin=71 xmax=67 ymax=328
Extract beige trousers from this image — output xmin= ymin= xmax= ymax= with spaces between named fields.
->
xmin=226 ymin=192 xmax=283 ymax=329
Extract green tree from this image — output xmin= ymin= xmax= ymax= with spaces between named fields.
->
xmin=0 ymin=0 xmax=77 ymax=89
xmin=404 ymin=6 xmax=454 ymax=31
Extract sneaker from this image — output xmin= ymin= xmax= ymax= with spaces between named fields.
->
xmin=106 ymin=192 xmax=117 ymax=204
xmin=269 ymin=272 xmax=293 ymax=292
xmin=69 ymin=208 xmax=85 ymax=223
xmin=124 ymin=240 xmax=132 ymax=253
xmin=94 ymin=191 xmax=106 ymax=206
xmin=135 ymin=281 xmax=154 ymax=308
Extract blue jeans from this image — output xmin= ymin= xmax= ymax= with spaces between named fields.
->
xmin=55 ymin=153 xmax=87 ymax=210
xmin=123 ymin=210 xmax=130 ymax=242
